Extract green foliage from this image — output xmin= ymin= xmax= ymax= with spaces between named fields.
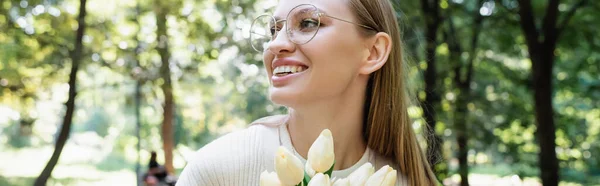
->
xmin=80 ymin=108 xmax=111 ymax=137
xmin=4 ymin=122 xmax=33 ymax=148
xmin=96 ymin=149 xmax=135 ymax=172
xmin=0 ymin=0 xmax=599 ymax=185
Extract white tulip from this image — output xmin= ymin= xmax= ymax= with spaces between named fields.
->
xmin=332 ymin=177 xmax=350 ymax=186
xmin=365 ymin=165 xmax=397 ymax=186
xmin=308 ymin=129 xmax=335 ymax=173
xmin=305 ymin=160 xmax=316 ymax=178
xmin=275 ymin=146 xmax=305 ymax=186
xmin=347 ymin=163 xmax=375 ymax=186
xmin=307 ymin=173 xmax=331 ymax=186
xmin=260 ymin=170 xmax=282 ymax=186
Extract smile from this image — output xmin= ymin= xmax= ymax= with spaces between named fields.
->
xmin=273 ymin=65 xmax=307 ymax=76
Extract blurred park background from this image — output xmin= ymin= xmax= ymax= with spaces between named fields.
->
xmin=0 ymin=0 xmax=599 ymax=185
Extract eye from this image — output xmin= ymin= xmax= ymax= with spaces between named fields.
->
xmin=299 ymin=18 xmax=319 ymax=31
xmin=269 ymin=26 xmax=276 ymax=36
xmin=269 ymin=25 xmax=282 ymax=38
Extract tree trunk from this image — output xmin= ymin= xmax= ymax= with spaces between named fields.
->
xmin=34 ymin=0 xmax=87 ymax=185
xmin=454 ymin=94 xmax=469 ymax=186
xmin=420 ymin=0 xmax=445 ymax=179
xmin=448 ymin=39 xmax=470 ymax=186
xmin=516 ymin=0 xmax=575 ymax=185
xmin=134 ymin=3 xmax=143 ymax=186
xmin=447 ymin=1 xmax=484 ymax=185
xmin=532 ymin=50 xmax=559 ymax=186
xmin=155 ymin=4 xmax=175 ymax=174
xmin=135 ymin=79 xmax=142 ymax=186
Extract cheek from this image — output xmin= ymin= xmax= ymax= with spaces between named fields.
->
xmin=263 ymin=53 xmax=274 ymax=77
xmin=306 ymin=28 xmax=364 ymax=77
xmin=299 ymin=29 xmax=365 ymax=93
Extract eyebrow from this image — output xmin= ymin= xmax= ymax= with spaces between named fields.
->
xmin=315 ymin=7 xmax=328 ymax=15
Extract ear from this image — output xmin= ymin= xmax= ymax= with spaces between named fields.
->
xmin=359 ymin=32 xmax=392 ymax=75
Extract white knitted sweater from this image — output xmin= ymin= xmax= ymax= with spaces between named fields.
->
xmin=177 ymin=115 xmax=407 ymax=186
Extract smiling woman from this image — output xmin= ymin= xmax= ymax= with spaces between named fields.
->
xmin=177 ymin=0 xmax=438 ymax=185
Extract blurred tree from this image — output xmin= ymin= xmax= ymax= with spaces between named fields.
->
xmin=0 ymin=0 xmax=598 ymax=185
xmin=515 ymin=0 xmax=589 ymax=185
xmin=132 ymin=2 xmax=144 ymax=185
xmin=443 ymin=0 xmax=485 ymax=185
xmin=34 ymin=0 xmax=87 ymax=185
xmin=418 ymin=0 xmax=445 ymax=179
xmin=154 ymin=0 xmax=175 ymax=174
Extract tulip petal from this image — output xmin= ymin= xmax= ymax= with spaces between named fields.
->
xmin=365 ymin=165 xmax=397 ymax=186
xmin=308 ymin=129 xmax=335 ymax=173
xmin=305 ymin=160 xmax=316 ymax=178
xmin=332 ymin=177 xmax=350 ymax=186
xmin=347 ymin=163 xmax=375 ymax=186
xmin=275 ymin=146 xmax=305 ymax=185
xmin=307 ymin=173 xmax=331 ymax=186
xmin=381 ymin=169 xmax=397 ymax=186
xmin=260 ymin=170 xmax=282 ymax=186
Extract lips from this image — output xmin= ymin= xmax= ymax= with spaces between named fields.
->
xmin=270 ymin=58 xmax=309 ymax=86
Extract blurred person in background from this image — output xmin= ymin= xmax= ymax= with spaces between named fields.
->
xmin=144 ymin=151 xmax=177 ymax=186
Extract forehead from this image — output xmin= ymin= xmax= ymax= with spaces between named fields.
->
xmin=273 ymin=0 xmax=350 ymax=19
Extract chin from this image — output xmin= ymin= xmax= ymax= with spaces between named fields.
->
xmin=268 ymin=86 xmax=305 ymax=108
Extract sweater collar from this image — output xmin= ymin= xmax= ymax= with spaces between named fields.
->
xmin=277 ymin=120 xmax=373 ymax=178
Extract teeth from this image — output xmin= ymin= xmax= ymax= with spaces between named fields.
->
xmin=273 ymin=65 xmax=307 ymax=74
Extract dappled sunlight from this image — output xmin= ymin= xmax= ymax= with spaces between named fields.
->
xmin=443 ymin=174 xmax=544 ymax=186
xmin=0 ymin=147 xmax=54 ymax=177
xmin=1 ymin=0 xmax=599 ymax=185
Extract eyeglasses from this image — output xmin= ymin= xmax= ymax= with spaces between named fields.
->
xmin=250 ymin=4 xmax=376 ymax=53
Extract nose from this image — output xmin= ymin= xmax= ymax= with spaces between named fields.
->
xmin=266 ymin=27 xmax=296 ymax=55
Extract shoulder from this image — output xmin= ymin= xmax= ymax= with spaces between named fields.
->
xmin=192 ymin=115 xmax=285 ymax=162
xmin=177 ymin=115 xmax=287 ymax=186
xmin=195 ymin=114 xmax=287 ymax=159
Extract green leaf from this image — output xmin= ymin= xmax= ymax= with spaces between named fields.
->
xmin=301 ymin=171 xmax=311 ymax=186
xmin=324 ymin=161 xmax=336 ymax=178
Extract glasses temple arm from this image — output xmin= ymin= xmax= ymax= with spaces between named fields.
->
xmin=320 ymin=14 xmax=376 ymax=31
xmin=250 ymin=31 xmax=269 ymax=37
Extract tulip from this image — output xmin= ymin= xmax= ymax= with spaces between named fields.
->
xmin=307 ymin=173 xmax=331 ymax=186
xmin=365 ymin=165 xmax=397 ymax=186
xmin=332 ymin=177 xmax=350 ymax=186
xmin=260 ymin=170 xmax=282 ymax=186
xmin=305 ymin=160 xmax=316 ymax=178
xmin=275 ymin=146 xmax=305 ymax=185
xmin=347 ymin=163 xmax=375 ymax=186
xmin=308 ymin=129 xmax=335 ymax=173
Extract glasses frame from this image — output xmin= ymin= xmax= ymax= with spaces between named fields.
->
xmin=250 ymin=4 xmax=376 ymax=52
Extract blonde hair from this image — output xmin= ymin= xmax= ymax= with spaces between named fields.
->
xmin=349 ymin=0 xmax=438 ymax=185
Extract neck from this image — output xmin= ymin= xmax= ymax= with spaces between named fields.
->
xmin=287 ymin=77 xmax=369 ymax=170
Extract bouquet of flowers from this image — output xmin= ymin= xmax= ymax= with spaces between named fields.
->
xmin=260 ymin=129 xmax=397 ymax=186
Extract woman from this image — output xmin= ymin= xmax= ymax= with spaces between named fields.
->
xmin=178 ymin=0 xmax=438 ymax=185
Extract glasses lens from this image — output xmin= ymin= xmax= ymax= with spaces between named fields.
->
xmin=287 ymin=4 xmax=320 ymax=45
xmin=250 ymin=15 xmax=277 ymax=52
